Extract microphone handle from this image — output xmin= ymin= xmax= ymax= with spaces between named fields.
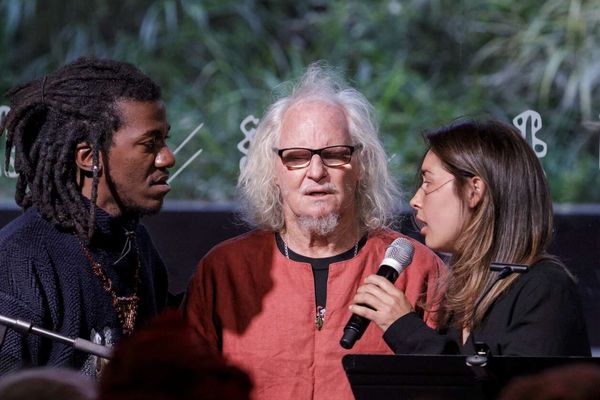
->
xmin=376 ymin=264 xmax=400 ymax=283
xmin=340 ymin=265 xmax=400 ymax=349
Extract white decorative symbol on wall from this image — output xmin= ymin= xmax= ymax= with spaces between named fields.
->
xmin=167 ymin=122 xmax=204 ymax=184
xmin=512 ymin=110 xmax=547 ymax=158
xmin=0 ymin=105 xmax=18 ymax=178
xmin=238 ymin=115 xmax=259 ymax=171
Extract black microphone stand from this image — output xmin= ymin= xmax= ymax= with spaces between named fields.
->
xmin=0 ymin=313 xmax=112 ymax=360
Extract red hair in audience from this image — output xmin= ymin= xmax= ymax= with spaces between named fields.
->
xmin=499 ymin=363 xmax=600 ymax=400
xmin=99 ymin=309 xmax=252 ymax=400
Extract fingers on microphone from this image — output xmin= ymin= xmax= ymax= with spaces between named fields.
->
xmin=355 ymin=282 xmax=386 ymax=302
xmin=364 ymin=274 xmax=402 ymax=296
xmin=348 ymin=303 xmax=377 ymax=319
xmin=364 ymin=274 xmax=395 ymax=289
xmin=353 ymin=288 xmax=390 ymax=315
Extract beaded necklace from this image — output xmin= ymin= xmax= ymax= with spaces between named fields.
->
xmin=78 ymin=238 xmax=141 ymax=335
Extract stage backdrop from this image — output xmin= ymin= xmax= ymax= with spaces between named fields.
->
xmin=0 ymin=0 xmax=598 ymax=352
xmin=3 ymin=202 xmax=597 ymax=349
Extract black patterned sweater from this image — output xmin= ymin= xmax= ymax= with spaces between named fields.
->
xmin=0 ymin=206 xmax=168 ymax=376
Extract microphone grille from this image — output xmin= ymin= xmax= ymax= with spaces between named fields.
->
xmin=385 ymin=237 xmax=415 ymax=267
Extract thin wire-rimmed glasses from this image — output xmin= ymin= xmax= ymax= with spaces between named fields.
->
xmin=418 ymin=178 xmax=455 ymax=196
xmin=274 ymin=144 xmax=361 ymax=169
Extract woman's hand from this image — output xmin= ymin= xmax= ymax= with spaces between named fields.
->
xmin=349 ymin=274 xmax=414 ymax=332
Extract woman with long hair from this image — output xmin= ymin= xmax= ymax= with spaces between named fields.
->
xmin=349 ymin=118 xmax=590 ymax=356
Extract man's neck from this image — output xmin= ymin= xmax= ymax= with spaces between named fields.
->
xmin=283 ymin=218 xmax=361 ymax=258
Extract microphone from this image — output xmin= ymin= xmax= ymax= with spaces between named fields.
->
xmin=340 ymin=237 xmax=415 ymax=349
xmin=0 ymin=313 xmax=112 ymax=360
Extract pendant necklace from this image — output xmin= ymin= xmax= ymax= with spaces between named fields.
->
xmin=282 ymin=234 xmax=359 ymax=331
xmin=78 ymin=237 xmax=141 ymax=335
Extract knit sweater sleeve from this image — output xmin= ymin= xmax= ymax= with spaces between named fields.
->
xmin=0 ymin=250 xmax=50 ymax=373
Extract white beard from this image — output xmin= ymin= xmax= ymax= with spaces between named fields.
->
xmin=298 ymin=213 xmax=340 ymax=236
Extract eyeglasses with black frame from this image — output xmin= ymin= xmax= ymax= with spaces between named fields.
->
xmin=274 ymin=144 xmax=361 ymax=169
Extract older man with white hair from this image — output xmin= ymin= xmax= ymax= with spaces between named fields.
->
xmin=183 ymin=63 xmax=446 ymax=400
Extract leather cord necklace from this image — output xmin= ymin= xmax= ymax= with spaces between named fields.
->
xmin=282 ymin=236 xmax=359 ymax=259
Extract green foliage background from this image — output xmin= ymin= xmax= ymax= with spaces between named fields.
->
xmin=0 ymin=0 xmax=599 ymax=204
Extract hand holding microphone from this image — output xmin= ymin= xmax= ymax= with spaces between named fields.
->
xmin=340 ymin=237 xmax=415 ymax=349
xmin=351 ymin=274 xmax=414 ymax=331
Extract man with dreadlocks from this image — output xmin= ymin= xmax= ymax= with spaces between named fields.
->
xmin=0 ymin=58 xmax=175 ymax=375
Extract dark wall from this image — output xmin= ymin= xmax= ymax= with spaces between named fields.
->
xmin=547 ymin=209 xmax=600 ymax=348
xmin=1 ymin=205 xmax=599 ymax=347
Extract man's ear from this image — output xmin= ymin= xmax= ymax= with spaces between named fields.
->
xmin=75 ymin=142 xmax=102 ymax=175
xmin=466 ymin=176 xmax=486 ymax=209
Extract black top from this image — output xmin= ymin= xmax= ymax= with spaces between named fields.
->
xmin=275 ymin=233 xmax=367 ymax=308
xmin=383 ymin=260 xmax=591 ymax=356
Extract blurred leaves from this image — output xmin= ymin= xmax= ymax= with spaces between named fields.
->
xmin=0 ymin=0 xmax=599 ymax=203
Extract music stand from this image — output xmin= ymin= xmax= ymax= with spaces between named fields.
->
xmin=343 ymin=354 xmax=600 ymax=400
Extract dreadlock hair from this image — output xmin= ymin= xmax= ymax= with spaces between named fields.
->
xmin=0 ymin=57 xmax=161 ymax=244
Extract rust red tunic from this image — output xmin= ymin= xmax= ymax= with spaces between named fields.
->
xmin=183 ymin=229 xmax=446 ymax=400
